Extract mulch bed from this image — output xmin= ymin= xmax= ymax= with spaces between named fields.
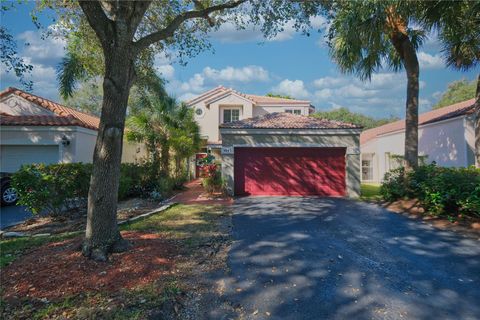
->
xmin=1 ymin=231 xmax=177 ymax=302
xmin=372 ymin=198 xmax=480 ymax=238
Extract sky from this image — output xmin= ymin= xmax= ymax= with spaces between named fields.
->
xmin=1 ymin=2 xmax=478 ymax=119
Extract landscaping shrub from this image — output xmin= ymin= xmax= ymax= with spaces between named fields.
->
xmin=380 ymin=163 xmax=480 ymax=218
xmin=201 ymin=164 xmax=224 ymax=194
xmin=12 ymin=161 xmax=172 ymax=217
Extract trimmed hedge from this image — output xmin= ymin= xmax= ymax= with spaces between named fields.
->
xmin=12 ymin=162 xmax=177 ymax=216
xmin=380 ymin=163 xmax=480 ymax=218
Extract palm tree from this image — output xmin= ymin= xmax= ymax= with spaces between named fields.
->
xmin=169 ymin=104 xmax=201 ymax=181
xmin=126 ymin=94 xmax=177 ymax=177
xmin=420 ymin=1 xmax=479 ymax=166
xmin=327 ymin=1 xmax=429 ymax=170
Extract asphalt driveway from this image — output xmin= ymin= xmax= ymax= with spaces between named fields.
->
xmin=225 ymin=197 xmax=480 ymax=320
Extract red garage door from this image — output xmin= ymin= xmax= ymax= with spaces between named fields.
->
xmin=234 ymin=147 xmax=346 ymax=196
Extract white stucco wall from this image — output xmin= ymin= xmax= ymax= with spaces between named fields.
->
xmin=1 ymin=95 xmax=54 ymax=116
xmin=361 ymin=116 xmax=471 ymax=183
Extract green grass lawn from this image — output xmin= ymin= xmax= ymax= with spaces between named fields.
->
xmin=360 ymin=183 xmax=382 ymax=200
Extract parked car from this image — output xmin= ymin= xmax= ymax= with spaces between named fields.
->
xmin=1 ymin=172 xmax=18 ymax=206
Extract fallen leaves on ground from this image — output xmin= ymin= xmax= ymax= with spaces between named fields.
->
xmin=1 ymin=231 xmax=176 ymax=302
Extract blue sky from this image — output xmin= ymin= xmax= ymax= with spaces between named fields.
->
xmin=1 ymin=3 xmax=477 ymax=119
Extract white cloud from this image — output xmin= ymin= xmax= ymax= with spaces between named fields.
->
xmin=179 ymin=73 xmax=206 ymax=93
xmin=313 ymin=76 xmax=347 ymax=88
xmin=156 ymin=64 xmax=175 ymax=80
xmin=203 ymin=65 xmax=269 ymax=82
xmin=17 ymin=26 xmax=66 ymax=65
xmin=418 ymin=52 xmax=443 ymax=69
xmin=171 ymin=65 xmax=271 ymax=102
xmin=314 ymin=88 xmax=333 ymax=99
xmin=271 ymin=79 xmax=310 ymax=99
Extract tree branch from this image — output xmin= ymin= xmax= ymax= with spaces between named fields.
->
xmin=78 ymin=0 xmax=114 ymax=44
xmin=134 ymin=0 xmax=247 ymax=52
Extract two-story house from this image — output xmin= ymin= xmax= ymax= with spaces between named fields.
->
xmin=186 ymin=86 xmax=314 ymax=155
xmin=186 ymin=86 xmax=363 ymax=198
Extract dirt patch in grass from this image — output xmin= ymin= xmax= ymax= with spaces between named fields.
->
xmin=1 ymin=231 xmax=175 ymax=302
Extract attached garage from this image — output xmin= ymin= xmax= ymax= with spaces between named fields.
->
xmin=219 ymin=113 xmax=362 ymax=198
xmin=0 ymin=145 xmax=59 ymax=172
xmin=234 ymin=147 xmax=346 ymax=196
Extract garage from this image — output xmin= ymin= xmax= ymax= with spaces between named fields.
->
xmin=234 ymin=147 xmax=346 ymax=196
xmin=219 ymin=113 xmax=362 ymax=197
xmin=0 ymin=145 xmax=59 ymax=173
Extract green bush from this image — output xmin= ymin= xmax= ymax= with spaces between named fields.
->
xmin=380 ymin=163 xmax=480 ymax=218
xmin=12 ymin=163 xmax=92 ymax=216
xmin=12 ymin=161 xmax=173 ymax=216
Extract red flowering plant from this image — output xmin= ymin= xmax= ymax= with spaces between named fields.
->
xmin=201 ymin=163 xmax=224 ymax=194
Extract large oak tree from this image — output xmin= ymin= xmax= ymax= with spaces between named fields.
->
xmin=67 ymin=0 xmax=247 ymax=261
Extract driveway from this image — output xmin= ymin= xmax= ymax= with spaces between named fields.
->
xmin=0 ymin=205 xmax=33 ymax=229
xmin=225 ymin=197 xmax=480 ymax=320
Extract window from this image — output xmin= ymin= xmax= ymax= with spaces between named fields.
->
xmin=285 ymin=109 xmax=301 ymax=115
xmin=362 ymin=159 xmax=373 ymax=181
xmin=223 ymin=109 xmax=240 ymax=123
xmin=195 ymin=107 xmax=204 ymax=116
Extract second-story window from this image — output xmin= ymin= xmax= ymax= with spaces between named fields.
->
xmin=285 ymin=109 xmax=301 ymax=115
xmin=223 ymin=109 xmax=240 ymax=123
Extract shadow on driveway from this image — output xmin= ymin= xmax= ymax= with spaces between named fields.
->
xmin=221 ymin=197 xmax=480 ymax=320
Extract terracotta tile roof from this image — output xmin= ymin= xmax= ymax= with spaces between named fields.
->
xmin=0 ymin=114 xmax=86 ymax=127
xmin=0 ymin=87 xmax=100 ymax=130
xmin=360 ymin=98 xmax=476 ymax=144
xmin=187 ymin=86 xmax=311 ymax=106
xmin=220 ymin=112 xmax=362 ymax=130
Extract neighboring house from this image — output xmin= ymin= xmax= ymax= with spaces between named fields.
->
xmin=187 ymin=87 xmax=362 ymax=197
xmin=360 ymin=98 xmax=476 ymax=184
xmin=186 ymin=86 xmax=315 ymax=156
xmin=0 ymin=87 xmax=145 ymax=173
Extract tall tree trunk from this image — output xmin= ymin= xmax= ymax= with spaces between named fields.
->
xmin=82 ymin=46 xmax=136 ymax=261
xmin=402 ymin=42 xmax=420 ymax=171
xmin=388 ymin=27 xmax=420 ymax=170
xmin=475 ymin=74 xmax=480 ymax=168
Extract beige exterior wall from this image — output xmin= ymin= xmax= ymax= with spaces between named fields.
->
xmin=220 ymin=129 xmax=361 ymax=197
xmin=191 ymin=94 xmax=254 ymax=143
xmin=190 ymin=92 xmax=312 ymax=143
xmin=253 ymin=105 xmax=310 ymax=117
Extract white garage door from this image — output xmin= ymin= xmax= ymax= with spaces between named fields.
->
xmin=0 ymin=145 xmax=59 ymax=173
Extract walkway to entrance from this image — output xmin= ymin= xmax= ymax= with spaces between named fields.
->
xmin=172 ymin=179 xmax=233 ymax=206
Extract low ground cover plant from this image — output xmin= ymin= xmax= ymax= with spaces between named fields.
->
xmin=380 ymin=163 xmax=480 ymax=218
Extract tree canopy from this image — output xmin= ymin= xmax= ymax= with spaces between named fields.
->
xmin=266 ymin=93 xmax=293 ymax=99
xmin=312 ymin=107 xmax=398 ymax=130
xmin=432 ymin=79 xmax=477 ymax=110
